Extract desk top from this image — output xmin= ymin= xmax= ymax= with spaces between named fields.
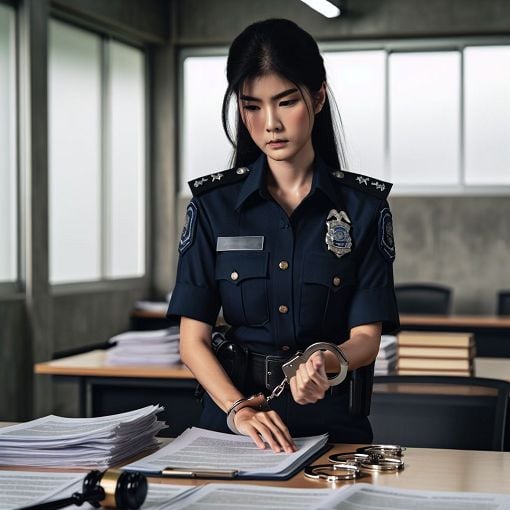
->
xmin=1 ymin=440 xmax=508 ymax=494
xmin=35 ymin=349 xmax=510 ymax=383
xmin=149 ymin=444 xmax=510 ymax=493
xmin=400 ymin=314 xmax=510 ymax=328
xmin=34 ymin=350 xmax=194 ymax=379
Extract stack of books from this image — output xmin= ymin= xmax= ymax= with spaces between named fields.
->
xmin=374 ymin=335 xmax=398 ymax=375
xmin=397 ymin=331 xmax=475 ymax=376
xmin=106 ymin=326 xmax=180 ymax=365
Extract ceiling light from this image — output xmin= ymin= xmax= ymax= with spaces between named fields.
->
xmin=298 ymin=0 xmax=341 ymax=18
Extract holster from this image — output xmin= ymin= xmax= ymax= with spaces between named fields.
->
xmin=348 ymin=361 xmax=375 ymax=416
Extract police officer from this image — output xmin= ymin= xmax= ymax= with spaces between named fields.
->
xmin=167 ymin=19 xmax=399 ymax=453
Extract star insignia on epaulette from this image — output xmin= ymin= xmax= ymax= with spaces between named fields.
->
xmin=330 ymin=169 xmax=392 ymax=199
xmin=188 ymin=166 xmax=251 ymax=196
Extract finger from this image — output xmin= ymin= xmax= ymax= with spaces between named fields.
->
xmin=264 ymin=411 xmax=297 ymax=452
xmin=251 ymin=420 xmax=283 ymax=453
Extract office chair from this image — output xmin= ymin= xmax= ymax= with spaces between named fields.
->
xmin=497 ymin=290 xmax=510 ymax=316
xmin=395 ymin=283 xmax=453 ymax=315
xmin=370 ymin=375 xmax=510 ymax=451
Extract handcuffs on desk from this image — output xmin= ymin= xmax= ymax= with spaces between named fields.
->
xmin=304 ymin=445 xmax=406 ymax=482
xmin=226 ymin=342 xmax=349 ymax=434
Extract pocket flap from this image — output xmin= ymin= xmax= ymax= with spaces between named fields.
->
xmin=302 ymin=252 xmax=355 ymax=290
xmin=216 ymin=251 xmax=269 ymax=284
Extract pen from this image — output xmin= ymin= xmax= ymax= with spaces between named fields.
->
xmin=161 ymin=467 xmax=238 ymax=479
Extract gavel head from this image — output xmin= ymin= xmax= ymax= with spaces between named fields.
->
xmin=83 ymin=470 xmax=148 ymax=509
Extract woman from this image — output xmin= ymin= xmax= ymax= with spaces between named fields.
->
xmin=168 ymin=18 xmax=399 ymax=453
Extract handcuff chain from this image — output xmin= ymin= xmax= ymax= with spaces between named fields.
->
xmin=265 ymin=378 xmax=288 ymax=404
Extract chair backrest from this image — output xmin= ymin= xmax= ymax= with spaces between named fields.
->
xmin=395 ymin=283 xmax=452 ymax=315
xmin=370 ymin=375 xmax=510 ymax=451
xmin=497 ymin=290 xmax=510 ymax=316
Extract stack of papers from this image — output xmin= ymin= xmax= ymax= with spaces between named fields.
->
xmin=0 ymin=406 xmax=167 ymax=469
xmin=123 ymin=427 xmax=329 ymax=480
xmin=106 ymin=327 xmax=180 ymax=365
xmin=375 ymin=334 xmax=398 ymax=375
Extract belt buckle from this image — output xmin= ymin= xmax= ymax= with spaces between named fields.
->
xmin=265 ymin=355 xmax=286 ymax=391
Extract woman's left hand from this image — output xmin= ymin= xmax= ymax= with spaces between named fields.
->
xmin=289 ymin=351 xmax=330 ymax=404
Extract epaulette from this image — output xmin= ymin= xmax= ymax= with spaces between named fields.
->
xmin=188 ymin=166 xmax=251 ymax=197
xmin=329 ymin=169 xmax=392 ymax=200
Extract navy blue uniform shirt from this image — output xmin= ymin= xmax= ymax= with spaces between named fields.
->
xmin=167 ymin=153 xmax=399 ymax=355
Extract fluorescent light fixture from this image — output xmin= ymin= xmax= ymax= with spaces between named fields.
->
xmin=298 ymin=0 xmax=341 ymax=18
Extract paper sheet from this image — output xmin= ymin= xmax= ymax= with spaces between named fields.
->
xmin=166 ymin=484 xmax=334 ymax=510
xmin=123 ymin=427 xmax=328 ymax=478
xmin=318 ymin=483 xmax=510 ymax=510
xmin=0 ymin=471 xmax=83 ymax=510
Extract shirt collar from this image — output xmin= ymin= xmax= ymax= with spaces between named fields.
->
xmin=234 ymin=152 xmax=340 ymax=210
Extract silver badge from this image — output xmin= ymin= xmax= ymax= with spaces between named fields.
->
xmin=325 ymin=209 xmax=352 ymax=258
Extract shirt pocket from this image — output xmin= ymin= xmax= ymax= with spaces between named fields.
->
xmin=299 ymin=252 xmax=357 ymax=337
xmin=215 ymin=251 xmax=270 ymax=327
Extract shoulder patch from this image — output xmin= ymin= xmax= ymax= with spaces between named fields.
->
xmin=179 ymin=201 xmax=198 ymax=254
xmin=330 ymin=169 xmax=392 ymax=200
xmin=188 ymin=167 xmax=251 ymax=196
xmin=378 ymin=207 xmax=396 ymax=263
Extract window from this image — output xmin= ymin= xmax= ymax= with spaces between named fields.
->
xmin=464 ymin=46 xmax=510 ymax=186
xmin=48 ymin=20 xmax=146 ymax=284
xmin=324 ymin=50 xmax=386 ymax=179
xmin=180 ymin=55 xmax=230 ymax=192
xmin=180 ymin=41 xmax=510 ymax=195
xmin=0 ymin=4 xmax=17 ymax=284
xmin=389 ymin=51 xmax=461 ymax=186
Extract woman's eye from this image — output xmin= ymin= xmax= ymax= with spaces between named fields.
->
xmin=242 ymin=104 xmax=259 ymax=111
xmin=280 ymin=99 xmax=298 ymax=107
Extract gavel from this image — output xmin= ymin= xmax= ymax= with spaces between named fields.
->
xmin=18 ymin=469 xmax=148 ymax=510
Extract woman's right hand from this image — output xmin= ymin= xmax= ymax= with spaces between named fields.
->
xmin=233 ymin=407 xmax=297 ymax=453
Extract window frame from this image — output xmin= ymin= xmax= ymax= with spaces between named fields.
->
xmin=178 ymin=36 xmax=510 ymax=197
xmin=48 ymin=12 xmax=151 ymax=291
xmin=0 ymin=0 xmax=21 ymax=295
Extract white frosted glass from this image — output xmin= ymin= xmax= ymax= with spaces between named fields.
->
xmin=181 ymin=56 xmax=232 ymax=193
xmin=389 ymin=52 xmax=460 ymax=185
xmin=464 ymin=46 xmax=510 ymax=185
xmin=0 ymin=5 xmax=16 ymax=283
xmin=49 ymin=20 xmax=102 ymax=283
xmin=107 ymin=42 xmax=146 ymax=278
xmin=323 ymin=51 xmax=386 ymax=179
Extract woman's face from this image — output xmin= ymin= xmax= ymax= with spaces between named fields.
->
xmin=239 ymin=73 xmax=324 ymax=164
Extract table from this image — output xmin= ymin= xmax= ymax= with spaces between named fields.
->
xmin=35 ymin=351 xmax=200 ymax=437
xmin=35 ymin=350 xmax=510 ymax=444
xmin=1 ymin=432 xmax=508 ymax=494
xmin=145 ymin=445 xmax=510 ymax=493
xmin=400 ymin=314 xmax=510 ymax=357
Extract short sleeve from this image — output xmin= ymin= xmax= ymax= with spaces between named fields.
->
xmin=166 ymin=198 xmax=221 ymax=326
xmin=347 ymin=201 xmax=400 ymax=334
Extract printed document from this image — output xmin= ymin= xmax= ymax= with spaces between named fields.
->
xmin=123 ymin=427 xmax=328 ymax=479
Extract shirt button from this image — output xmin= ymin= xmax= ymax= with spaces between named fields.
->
xmin=278 ymin=261 xmax=289 ymax=270
xmin=333 ymin=276 xmax=341 ymax=287
xmin=231 ymin=271 xmax=239 ymax=281
xmin=281 ymin=345 xmax=290 ymax=351
xmin=278 ymin=305 xmax=289 ymax=314
xmin=279 ymin=219 xmax=289 ymax=229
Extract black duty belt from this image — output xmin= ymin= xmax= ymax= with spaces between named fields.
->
xmin=248 ymin=351 xmax=351 ymax=395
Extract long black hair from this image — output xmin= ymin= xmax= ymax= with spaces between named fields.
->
xmin=222 ymin=18 xmax=348 ymax=170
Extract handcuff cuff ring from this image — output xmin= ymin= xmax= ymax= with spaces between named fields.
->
xmin=304 ymin=462 xmax=361 ymax=482
xmin=226 ymin=393 xmax=269 ymax=434
xmin=356 ymin=445 xmax=406 ymax=457
xmin=329 ymin=451 xmax=405 ymax=472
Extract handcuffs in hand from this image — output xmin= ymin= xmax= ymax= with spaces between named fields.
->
xmin=226 ymin=342 xmax=349 ymax=434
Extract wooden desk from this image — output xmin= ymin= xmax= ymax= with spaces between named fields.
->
xmin=35 ymin=351 xmax=200 ymax=437
xmin=400 ymin=314 xmax=510 ymax=357
xmin=145 ymin=445 xmax=510 ymax=494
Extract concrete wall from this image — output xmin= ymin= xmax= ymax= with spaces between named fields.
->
xmin=170 ymin=0 xmax=510 ymax=315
